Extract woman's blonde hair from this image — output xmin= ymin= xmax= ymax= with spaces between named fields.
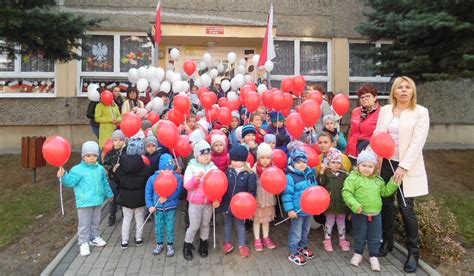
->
xmin=389 ymin=76 xmax=417 ymax=109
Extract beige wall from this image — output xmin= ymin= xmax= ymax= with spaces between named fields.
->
xmin=427 ymin=125 xmax=474 ymax=145
xmin=331 ymin=38 xmax=349 ymax=94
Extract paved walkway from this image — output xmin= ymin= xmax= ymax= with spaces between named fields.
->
xmin=50 ymin=202 xmax=430 ymax=275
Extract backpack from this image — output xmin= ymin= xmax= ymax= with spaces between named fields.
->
xmin=126 ymin=137 xmax=145 ymax=156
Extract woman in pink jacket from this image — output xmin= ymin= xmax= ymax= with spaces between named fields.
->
xmin=346 ymin=84 xmax=381 ymax=164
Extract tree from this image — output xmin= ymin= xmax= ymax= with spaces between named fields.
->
xmin=0 ymin=0 xmax=101 ymax=62
xmin=356 ymin=0 xmax=474 ymax=82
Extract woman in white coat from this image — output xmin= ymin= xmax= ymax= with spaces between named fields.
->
xmin=374 ymin=76 xmax=429 ymax=273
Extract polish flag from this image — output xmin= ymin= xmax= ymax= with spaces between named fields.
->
xmin=155 ymin=1 xmax=162 ymax=44
xmin=258 ymin=3 xmax=276 ymax=66
xmin=119 ymin=83 xmax=129 ymax=91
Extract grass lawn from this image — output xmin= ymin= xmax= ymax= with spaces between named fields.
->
xmin=436 ymin=193 xmax=474 ymax=245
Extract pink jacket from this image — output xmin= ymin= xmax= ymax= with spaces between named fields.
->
xmin=183 ymin=158 xmax=218 ymax=204
xmin=211 ymin=149 xmax=230 ymax=172
xmin=346 ymin=106 xmax=381 ymax=158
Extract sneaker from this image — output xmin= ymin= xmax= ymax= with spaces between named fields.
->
xmin=166 ymin=245 xmax=175 ymax=257
xmin=288 ymin=253 xmax=306 ymax=266
xmin=298 ymin=247 xmax=315 ymax=259
xmin=370 ymin=257 xmax=381 ymax=272
xmin=89 ymin=236 xmax=107 ymax=247
xmin=153 ymin=244 xmax=164 ymax=255
xmin=350 ymin=253 xmax=363 ymax=267
xmin=107 ymin=215 xmax=116 ymax=226
xmin=339 ymin=239 xmax=350 ymax=252
xmin=239 ymin=245 xmax=250 ymax=257
xmin=323 ymin=239 xmax=333 ymax=252
xmin=254 ymin=239 xmax=264 ymax=252
xmin=135 ymin=239 xmax=143 ymax=247
xmin=223 ymin=243 xmax=234 ymax=254
xmin=262 ymin=237 xmax=276 ymax=249
xmin=120 ymin=240 xmax=128 ymax=250
xmin=79 ymin=242 xmax=90 ymax=256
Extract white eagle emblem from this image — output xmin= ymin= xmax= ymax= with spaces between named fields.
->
xmin=92 ymin=42 xmax=108 ymax=62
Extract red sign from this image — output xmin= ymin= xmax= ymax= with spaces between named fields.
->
xmin=206 ymin=26 xmax=224 ymax=35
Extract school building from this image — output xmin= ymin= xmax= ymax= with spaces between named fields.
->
xmin=1 ymin=0 xmax=472 ymax=152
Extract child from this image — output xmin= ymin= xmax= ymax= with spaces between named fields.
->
xmin=228 ymin=111 xmax=241 ymax=148
xmin=211 ymin=134 xmax=230 ymax=172
xmin=263 ymin=134 xmax=276 ymax=150
xmin=322 ymin=115 xmax=347 ymax=152
xmin=318 ymin=148 xmax=350 ymax=252
xmin=250 ymin=113 xmax=266 ymax=144
xmin=241 ymin=124 xmax=258 ymax=158
xmin=183 ymin=140 xmax=219 ymax=260
xmin=196 ymin=118 xmax=211 ymax=134
xmin=216 ymin=145 xmax=257 ymax=257
xmin=145 ymin=154 xmax=183 ymax=257
xmin=266 ymin=112 xmax=290 ymax=152
xmin=57 ymin=141 xmax=114 ymax=256
xmin=103 ymin=130 xmax=127 ymax=226
xmin=256 ymin=106 xmax=269 ymax=130
xmin=342 ymin=150 xmax=399 ymax=271
xmin=316 ymin=133 xmax=352 ymax=175
xmin=282 ymin=148 xmax=318 ymax=266
xmin=113 ymin=154 xmax=152 ymax=249
xmin=182 ymin=113 xmax=197 ymax=134
xmin=144 ymin=135 xmax=161 ymax=171
xmin=252 ymin=142 xmax=277 ymax=251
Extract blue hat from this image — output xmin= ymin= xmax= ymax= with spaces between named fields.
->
xmin=269 ymin=111 xmax=284 ymax=122
xmin=288 ymin=148 xmax=308 ymax=166
xmin=229 ymin=145 xmax=248 ymax=162
xmin=241 ymin=124 xmax=256 ymax=138
xmin=357 ymin=150 xmax=378 ymax=166
xmin=159 ymin=153 xmax=176 ymax=170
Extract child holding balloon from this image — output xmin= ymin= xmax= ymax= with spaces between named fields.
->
xmin=145 ymin=154 xmax=183 ymax=257
xmin=322 ymin=115 xmax=347 ymax=152
xmin=211 ymin=134 xmax=230 ymax=172
xmin=57 ymin=141 xmax=114 ymax=256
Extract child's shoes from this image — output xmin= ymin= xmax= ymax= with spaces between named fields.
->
xmin=153 ymin=244 xmax=164 ymax=255
xmin=370 ymin=257 xmax=381 ymax=272
xmin=89 ymin=236 xmax=107 ymax=247
xmin=339 ymin=239 xmax=350 ymax=252
xmin=254 ymin=239 xmax=264 ymax=252
xmin=80 ymin=242 xmax=90 ymax=256
xmin=298 ymin=247 xmax=315 ymax=259
xmin=288 ymin=253 xmax=306 ymax=266
xmin=262 ymin=237 xmax=276 ymax=249
xmin=323 ymin=239 xmax=333 ymax=252
xmin=223 ymin=242 xmax=234 ymax=254
xmin=166 ymin=245 xmax=175 ymax=257
xmin=239 ymin=245 xmax=250 ymax=257
xmin=350 ymin=253 xmax=363 ymax=267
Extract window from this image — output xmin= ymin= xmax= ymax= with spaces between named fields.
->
xmin=300 ymin=41 xmax=327 ymax=76
xmin=272 ymin=40 xmax=294 ymax=75
xmin=120 ymin=36 xmax=153 ymax=72
xmin=349 ymin=42 xmax=391 ymax=96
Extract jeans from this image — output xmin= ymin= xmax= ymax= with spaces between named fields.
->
xmin=155 ymin=209 xmax=177 ymax=244
xmin=77 ymin=206 xmax=102 ymax=245
xmin=108 ymin=179 xmax=119 ymax=216
xmin=380 ymin=159 xmax=420 ymax=254
xmin=224 ymin=214 xmax=246 ymax=246
xmin=352 ymin=213 xmax=382 ymax=257
xmin=91 ymin=124 xmax=100 ymax=139
xmin=288 ymin=215 xmax=312 ymax=254
xmin=121 ymin=206 xmax=145 ymax=243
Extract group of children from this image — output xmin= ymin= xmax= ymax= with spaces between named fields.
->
xmin=59 ymin=89 xmax=400 ymax=272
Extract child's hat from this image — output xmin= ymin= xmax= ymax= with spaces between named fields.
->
xmin=324 ymin=147 xmax=342 ymax=165
xmin=288 ymin=148 xmax=308 ymax=166
xmin=141 ymin=120 xmax=152 ymax=131
xmin=241 ymin=124 xmax=256 ymax=138
xmin=211 ymin=134 xmax=226 ymax=146
xmin=235 ymin=126 xmax=243 ymax=141
xmin=229 ymin=145 xmax=248 ymax=162
xmin=269 ymin=111 xmax=284 ymax=122
xmin=257 ymin=142 xmax=273 ymax=159
xmin=144 ymin=136 xmax=158 ymax=148
xmin=112 ymin=129 xmax=125 ymax=141
xmin=231 ymin=110 xmax=240 ymax=119
xmin=357 ymin=150 xmax=378 ymax=166
xmin=189 ymin=129 xmax=205 ymax=145
xmin=197 ymin=119 xmax=210 ymax=132
xmin=81 ymin=141 xmax=99 ymax=157
xmin=323 ymin=114 xmax=336 ymax=125
xmin=287 ymin=140 xmax=304 ymax=153
xmin=159 ymin=153 xmax=176 ymax=170
xmin=193 ymin=140 xmax=211 ymax=158
xmin=264 ymin=134 xmax=276 ymax=144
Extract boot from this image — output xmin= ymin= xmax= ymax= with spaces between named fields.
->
xmin=404 ymin=253 xmax=419 ymax=273
xmin=183 ymin=242 xmax=194 ymax=260
xmin=198 ymin=239 xmax=209 ymax=257
xmin=107 ymin=215 xmax=116 ymax=226
xmin=379 ymin=241 xmax=393 ymax=257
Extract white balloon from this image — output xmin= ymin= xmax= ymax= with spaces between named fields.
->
xmin=160 ymin=80 xmax=171 ymax=93
xmin=227 ymin=52 xmax=237 ymax=64
xmin=155 ymin=67 xmax=165 ymax=81
xmin=200 ymin=74 xmax=212 ymax=87
xmin=227 ymin=91 xmax=239 ymax=101
xmin=170 ymin=48 xmax=180 ymax=60
xmin=166 ymin=70 xmax=174 ymax=81
xmin=235 ymin=74 xmax=244 ymax=87
xmin=194 ymin=79 xmax=202 ymax=88
xmin=239 ymin=58 xmax=246 ymax=67
xmin=203 ymin=53 xmax=212 ymax=65
xmin=171 ymin=72 xmax=182 ymax=83
xmin=221 ymin=79 xmax=230 ymax=92
xmin=150 ymin=80 xmax=161 ymax=92
xmin=151 ymin=97 xmax=164 ymax=114
xmin=172 ymin=81 xmax=183 ymax=93
xmin=180 ymin=70 xmax=189 ymax=81
xmin=138 ymin=66 xmax=148 ymax=79
xmin=252 ymin=54 xmax=260 ymax=66
xmin=257 ymin=84 xmax=267 ymax=94
xmin=128 ymin=68 xmax=139 ymax=84
xmin=237 ymin=64 xmax=246 ymax=74
xmin=264 ymin=60 xmax=274 ymax=72
xmin=198 ymin=61 xmax=207 ymax=71
xmin=137 ymin=78 xmax=148 ymax=92
xmin=182 ymin=81 xmax=190 ymax=92
xmin=87 ymin=83 xmax=99 ymax=94
xmin=244 ymin=74 xmax=253 ymax=83
xmin=230 ymin=78 xmax=239 ymax=91
xmin=209 ymin=69 xmax=218 ymax=79
xmin=145 ymin=66 xmax=156 ymax=81
xmin=166 ymin=62 xmax=175 ymax=71
xmin=217 ymin=63 xmax=225 ymax=73
xmin=87 ymin=88 xmax=100 ymax=102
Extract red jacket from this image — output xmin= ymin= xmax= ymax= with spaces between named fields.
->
xmin=211 ymin=149 xmax=230 ymax=172
xmin=346 ymin=106 xmax=381 ymax=158
xmin=255 ymin=127 xmax=266 ymax=144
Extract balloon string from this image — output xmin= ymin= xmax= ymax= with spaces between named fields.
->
xmin=137 ymin=200 xmax=160 ymax=234
xmin=277 ymin=194 xmax=284 ymax=219
xmin=59 ymin=177 xmax=65 ymax=216
xmin=171 ymin=149 xmax=180 ymax=168
xmin=213 ymin=207 xmax=216 ymax=248
xmin=274 ymin=209 xmax=301 ymax=226
xmin=388 ymin=160 xmax=407 ymax=207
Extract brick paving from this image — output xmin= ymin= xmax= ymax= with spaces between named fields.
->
xmin=50 ymin=202 xmax=430 ymax=275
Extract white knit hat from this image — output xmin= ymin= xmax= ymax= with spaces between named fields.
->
xmin=189 ymin=129 xmax=205 ymax=145
xmin=357 ymin=150 xmax=378 ymax=166
xmin=197 ymin=119 xmax=210 ymax=132
xmin=257 ymin=142 xmax=273 ymax=159
xmin=231 ymin=110 xmax=240 ymax=119
xmin=211 ymin=134 xmax=226 ymax=146
xmin=193 ymin=140 xmax=211 ymax=158
xmin=81 ymin=141 xmax=99 ymax=157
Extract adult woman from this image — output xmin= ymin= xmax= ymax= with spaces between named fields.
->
xmin=122 ymin=88 xmax=144 ymax=114
xmin=95 ymin=96 xmax=122 ymax=148
xmin=374 ymin=76 xmax=429 ymax=273
xmin=346 ymin=84 xmax=381 ymax=164
xmin=112 ymin=86 xmax=124 ymax=111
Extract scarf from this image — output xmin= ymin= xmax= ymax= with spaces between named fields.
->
xmin=360 ymin=103 xmax=379 ymax=121
xmin=323 ymin=127 xmax=338 ymax=137
xmin=255 ymin=162 xmax=272 ymax=177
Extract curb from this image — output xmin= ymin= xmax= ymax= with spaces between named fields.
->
xmin=393 ymin=242 xmax=440 ymax=276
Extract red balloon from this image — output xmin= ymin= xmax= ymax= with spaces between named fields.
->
xmin=184 ymin=60 xmax=196 ymax=76
xmin=272 ymin=92 xmax=286 ymax=111
xmin=146 ymin=112 xmax=160 ymax=125
xmin=299 ymin=99 xmax=321 ymax=127
xmin=240 ymin=85 xmax=253 ymax=101
xmin=201 ymin=92 xmax=217 ymax=110
xmin=168 ymin=109 xmax=185 ymax=126
xmin=226 ymin=99 xmax=241 ymax=111
xmin=205 ymin=105 xmax=218 ymax=122
xmin=311 ymin=143 xmax=322 ymax=155
xmin=282 ymin=93 xmax=294 ymax=110
xmin=154 ymin=172 xmax=178 ymax=197
xmin=281 ymin=107 xmax=291 ymax=116
xmin=285 ymin=113 xmax=305 ymax=139
xmin=301 ymin=186 xmax=330 ymax=215
xmin=102 ymin=139 xmax=113 ymax=156
xmin=217 ymin=107 xmax=232 ymax=126
xmin=245 ymin=81 xmax=257 ymax=92
xmin=218 ymin=97 xmax=228 ymax=108
xmin=155 ymin=120 xmax=179 ymax=148
xmin=197 ymin=87 xmax=209 ymax=99
xmin=203 ymin=169 xmax=228 ymax=201
xmin=42 ymin=136 xmax=72 ymax=167
xmin=281 ymin=77 xmax=293 ymax=93
xmin=245 ymin=91 xmax=260 ymax=113
xmin=272 ymin=149 xmax=288 ymax=170
xmin=101 ymin=90 xmax=114 ymax=106
xmin=247 ymin=153 xmax=255 ymax=167
xmin=292 ymin=75 xmax=306 ymax=96
xmin=174 ymin=94 xmax=191 ymax=113
xmin=261 ymin=167 xmax=287 ymax=195
xmin=261 ymin=90 xmax=274 ymax=109
xmin=120 ymin=112 xmax=141 ymax=137
xmin=303 ymin=144 xmax=320 ymax=168
xmin=306 ymin=90 xmax=323 ymax=105
xmin=332 ymin=94 xmax=350 ymax=116
xmin=173 ymin=135 xmax=193 ymax=157
xmin=230 ymin=192 xmax=257 ymax=219
xmin=370 ymin=132 xmax=395 ymax=159
xmin=142 ymin=155 xmax=150 ymax=165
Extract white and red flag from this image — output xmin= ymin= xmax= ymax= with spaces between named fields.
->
xmin=258 ymin=3 xmax=276 ymax=66
xmin=155 ymin=1 xmax=162 ymax=44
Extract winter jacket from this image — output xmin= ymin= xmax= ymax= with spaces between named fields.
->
xmin=346 ymin=105 xmax=381 ymax=158
xmin=183 ymin=158 xmax=218 ymax=204
xmin=146 ymin=150 xmax=161 ymax=172
xmin=103 ymin=146 xmax=126 ymax=178
xmin=229 ymin=129 xmax=240 ymax=148
xmin=95 ymin=102 xmax=121 ymax=148
xmin=216 ymin=167 xmax=257 ymax=214
xmin=145 ymin=171 xmax=183 ymax=211
xmin=86 ymin=101 xmax=99 ymax=127
xmin=113 ymin=154 xmax=152 ymax=209
xmin=252 ymin=165 xmax=276 ymax=208
xmin=282 ymin=165 xmax=318 ymax=217
xmin=319 ymin=171 xmax=348 ymax=214
xmin=323 ymin=129 xmax=348 ymax=152
xmin=342 ymin=170 xmax=398 ymax=215
xmin=211 ymin=149 xmax=230 ymax=172
xmin=61 ymin=161 xmax=114 ymax=208
xmin=122 ymin=99 xmax=145 ymax=114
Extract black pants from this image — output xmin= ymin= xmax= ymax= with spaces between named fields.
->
xmin=380 ymin=159 xmax=420 ymax=254
xmin=109 ymin=179 xmax=119 ymax=216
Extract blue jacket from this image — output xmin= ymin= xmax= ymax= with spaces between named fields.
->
xmin=216 ymin=167 xmax=257 ymax=215
xmin=229 ymin=129 xmax=240 ymax=148
xmin=282 ymin=165 xmax=318 ymax=217
xmin=62 ymin=161 xmax=114 ymax=208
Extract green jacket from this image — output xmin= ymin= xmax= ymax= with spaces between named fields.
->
xmin=342 ymin=171 xmax=398 ymax=215
xmin=95 ymin=102 xmax=121 ymax=148
xmin=319 ymin=171 xmax=348 ymax=215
